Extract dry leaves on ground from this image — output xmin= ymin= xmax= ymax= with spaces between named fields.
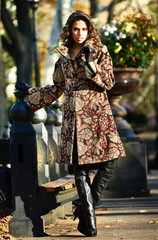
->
xmin=0 ymin=208 xmax=16 ymax=240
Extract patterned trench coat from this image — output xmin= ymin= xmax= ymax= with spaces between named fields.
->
xmin=28 ymin=40 xmax=126 ymax=165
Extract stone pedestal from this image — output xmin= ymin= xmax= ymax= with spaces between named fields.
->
xmin=9 ymin=196 xmax=43 ymax=238
xmin=104 ymin=67 xmax=149 ymax=197
xmin=103 ymin=139 xmax=149 ymax=198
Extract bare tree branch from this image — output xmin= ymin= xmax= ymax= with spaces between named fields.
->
xmin=1 ymin=0 xmax=33 ymax=85
xmin=135 ymin=0 xmax=143 ymax=13
xmin=1 ymin=0 xmax=26 ymax=51
xmin=97 ymin=5 xmax=111 ymax=13
xmin=15 ymin=0 xmax=32 ymax=35
xmin=90 ymin=0 xmax=99 ymax=17
xmin=107 ymin=0 xmax=125 ymax=22
xmin=1 ymin=36 xmax=16 ymax=58
xmin=90 ymin=0 xmax=127 ymax=22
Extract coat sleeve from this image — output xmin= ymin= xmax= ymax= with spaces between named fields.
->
xmin=85 ymin=45 xmax=115 ymax=90
xmin=28 ymin=61 xmax=65 ymax=112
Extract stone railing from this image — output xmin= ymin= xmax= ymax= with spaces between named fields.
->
xmin=6 ymin=88 xmax=77 ymax=238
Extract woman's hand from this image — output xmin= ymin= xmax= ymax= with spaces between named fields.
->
xmin=81 ymin=45 xmax=97 ymax=77
xmin=82 ymin=45 xmax=94 ymax=62
xmin=82 ymin=45 xmax=97 ymax=75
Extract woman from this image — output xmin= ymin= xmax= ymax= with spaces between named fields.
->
xmin=16 ymin=10 xmax=125 ymax=237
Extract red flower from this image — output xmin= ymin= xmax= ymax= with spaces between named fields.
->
xmin=135 ymin=56 xmax=140 ymax=62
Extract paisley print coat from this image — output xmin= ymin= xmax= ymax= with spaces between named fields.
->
xmin=28 ymin=40 xmax=126 ymax=165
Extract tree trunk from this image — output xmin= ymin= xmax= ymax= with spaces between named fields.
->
xmin=1 ymin=0 xmax=33 ymax=86
xmin=90 ymin=0 xmax=98 ymax=18
xmin=42 ymin=0 xmax=75 ymax=86
xmin=14 ymin=0 xmax=33 ymax=85
xmin=0 ymin=0 xmax=7 ymax=136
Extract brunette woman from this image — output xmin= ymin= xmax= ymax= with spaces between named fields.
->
xmin=16 ymin=10 xmax=125 ymax=237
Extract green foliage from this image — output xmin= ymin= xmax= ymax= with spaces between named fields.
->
xmin=100 ymin=12 xmax=158 ymax=68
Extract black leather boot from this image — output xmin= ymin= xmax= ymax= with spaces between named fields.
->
xmin=74 ymin=169 xmax=97 ymax=237
xmin=73 ymin=169 xmax=90 ymax=220
xmin=91 ymin=159 xmax=117 ymax=208
xmin=73 ymin=160 xmax=117 ymax=222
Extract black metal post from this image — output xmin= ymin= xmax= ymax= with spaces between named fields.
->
xmin=9 ymin=89 xmax=44 ymax=237
xmin=28 ymin=0 xmax=40 ymax=87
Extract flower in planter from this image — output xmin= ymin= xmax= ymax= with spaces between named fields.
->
xmin=100 ymin=12 xmax=158 ymax=68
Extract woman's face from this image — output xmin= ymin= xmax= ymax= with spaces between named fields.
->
xmin=71 ymin=20 xmax=88 ymax=45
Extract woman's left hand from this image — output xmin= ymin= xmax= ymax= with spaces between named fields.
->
xmin=82 ymin=45 xmax=94 ymax=62
xmin=81 ymin=45 xmax=97 ymax=76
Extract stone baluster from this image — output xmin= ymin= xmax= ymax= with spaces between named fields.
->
xmin=52 ymin=100 xmax=68 ymax=178
xmin=32 ymin=108 xmax=50 ymax=184
xmin=45 ymin=106 xmax=59 ymax=181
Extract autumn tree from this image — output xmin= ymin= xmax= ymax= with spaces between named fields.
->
xmin=1 ymin=0 xmax=33 ymax=85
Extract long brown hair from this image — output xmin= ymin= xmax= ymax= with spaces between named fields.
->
xmin=60 ymin=10 xmax=101 ymax=48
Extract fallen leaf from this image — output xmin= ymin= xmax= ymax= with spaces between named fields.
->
xmin=116 ymin=220 xmax=123 ymax=222
xmin=104 ymin=225 xmax=110 ymax=228
xmin=96 ymin=207 xmax=108 ymax=211
xmin=112 ymin=234 xmax=120 ymax=237
xmin=148 ymin=221 xmax=155 ymax=224
xmin=45 ymin=224 xmax=55 ymax=229
xmin=139 ymin=210 xmax=147 ymax=213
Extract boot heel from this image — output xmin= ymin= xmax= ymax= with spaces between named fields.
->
xmin=78 ymin=219 xmax=97 ymax=237
xmin=84 ymin=213 xmax=97 ymax=237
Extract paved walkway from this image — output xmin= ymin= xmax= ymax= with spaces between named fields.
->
xmin=23 ymin=169 xmax=158 ymax=240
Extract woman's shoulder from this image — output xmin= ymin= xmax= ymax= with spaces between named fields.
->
xmin=91 ymin=42 xmax=109 ymax=59
xmin=94 ymin=42 xmax=108 ymax=53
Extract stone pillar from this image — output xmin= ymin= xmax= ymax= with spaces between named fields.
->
xmin=9 ymin=89 xmax=44 ymax=237
xmin=52 ymin=101 xmax=68 ymax=178
xmin=103 ymin=68 xmax=149 ymax=197
xmin=32 ymin=108 xmax=50 ymax=184
xmin=103 ymin=141 xmax=149 ymax=198
xmin=45 ymin=106 xmax=59 ymax=181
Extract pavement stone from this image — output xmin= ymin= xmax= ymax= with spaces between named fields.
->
xmin=22 ymin=169 xmax=158 ymax=240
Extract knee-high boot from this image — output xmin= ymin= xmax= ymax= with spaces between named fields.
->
xmin=91 ymin=159 xmax=117 ymax=208
xmin=73 ymin=159 xmax=117 ymax=221
xmin=74 ymin=169 xmax=97 ymax=237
